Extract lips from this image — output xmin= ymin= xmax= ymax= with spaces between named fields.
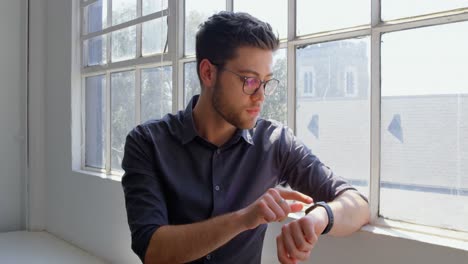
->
xmin=246 ymin=107 xmax=261 ymax=116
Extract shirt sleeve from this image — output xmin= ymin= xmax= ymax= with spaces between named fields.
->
xmin=121 ymin=125 xmax=168 ymax=263
xmin=278 ymin=127 xmax=367 ymax=203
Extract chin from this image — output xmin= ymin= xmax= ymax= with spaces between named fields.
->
xmin=237 ymin=119 xmax=257 ymax=130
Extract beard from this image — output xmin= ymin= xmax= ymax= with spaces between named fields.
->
xmin=211 ymin=79 xmax=258 ymax=129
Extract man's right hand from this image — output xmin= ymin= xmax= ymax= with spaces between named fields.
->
xmin=239 ymin=188 xmax=313 ymax=230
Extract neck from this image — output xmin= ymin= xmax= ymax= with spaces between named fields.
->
xmin=192 ymin=95 xmax=237 ymax=147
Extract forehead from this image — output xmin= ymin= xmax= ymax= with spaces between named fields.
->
xmin=226 ymin=46 xmax=274 ymax=72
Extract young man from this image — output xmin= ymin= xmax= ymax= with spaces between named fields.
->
xmin=122 ymin=11 xmax=369 ymax=264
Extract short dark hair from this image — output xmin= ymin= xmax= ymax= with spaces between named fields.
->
xmin=195 ymin=11 xmax=279 ymax=82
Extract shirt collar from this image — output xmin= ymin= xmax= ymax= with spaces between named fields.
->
xmin=181 ymin=95 xmax=255 ymax=146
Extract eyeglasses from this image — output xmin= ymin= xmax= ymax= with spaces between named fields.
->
xmin=213 ymin=64 xmax=279 ymax=96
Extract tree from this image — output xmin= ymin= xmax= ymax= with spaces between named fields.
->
xmin=261 ymin=51 xmax=287 ymax=124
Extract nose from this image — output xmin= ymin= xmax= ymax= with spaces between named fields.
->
xmin=251 ymin=84 xmax=266 ymax=102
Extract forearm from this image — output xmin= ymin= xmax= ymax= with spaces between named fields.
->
xmin=327 ymin=190 xmax=370 ymax=236
xmin=144 ymin=211 xmax=247 ymax=264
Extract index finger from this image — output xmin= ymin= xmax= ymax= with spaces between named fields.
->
xmin=277 ymin=189 xmax=313 ymax=204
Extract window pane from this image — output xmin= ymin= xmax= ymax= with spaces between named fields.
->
xmin=296 ymin=38 xmax=371 ymax=197
xmin=234 ymin=0 xmax=287 ymax=39
xmin=296 ymin=0 xmax=370 ymax=36
xmin=112 ymin=0 xmax=136 ymax=25
xmin=142 ymin=17 xmax=168 ymax=56
xmin=111 ymin=71 xmax=135 ymax=172
xmin=184 ymin=62 xmax=199 ymax=106
xmin=111 ymin=26 xmax=136 ymax=62
xmin=262 ymin=48 xmax=287 ymax=124
xmin=141 ymin=66 xmax=173 ymax=122
xmin=380 ymin=22 xmax=468 ymax=232
xmin=84 ymin=35 xmax=107 ymax=66
xmin=85 ymin=75 xmax=106 ymax=169
xmin=382 ymin=0 xmax=468 ymax=21
xmin=185 ymin=0 xmax=225 ymax=56
xmin=86 ymin=0 xmax=107 ymax=34
xmin=142 ymin=0 xmax=168 ymax=16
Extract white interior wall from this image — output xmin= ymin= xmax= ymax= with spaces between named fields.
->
xmin=28 ymin=0 xmax=47 ymax=232
xmin=0 ymin=0 xmax=27 ymax=232
xmin=33 ymin=0 xmax=468 ymax=263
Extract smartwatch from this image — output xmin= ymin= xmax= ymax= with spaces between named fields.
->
xmin=305 ymin=201 xmax=334 ymax=235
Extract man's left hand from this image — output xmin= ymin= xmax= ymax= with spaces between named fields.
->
xmin=276 ymin=206 xmax=328 ymax=264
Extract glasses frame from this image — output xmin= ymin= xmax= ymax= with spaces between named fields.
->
xmin=212 ymin=63 xmax=279 ymax=96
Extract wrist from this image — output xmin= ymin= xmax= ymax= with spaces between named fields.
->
xmin=234 ymin=208 xmax=255 ymax=231
xmin=305 ymin=201 xmax=334 ymax=235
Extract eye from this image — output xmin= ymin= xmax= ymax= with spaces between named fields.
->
xmin=244 ymin=77 xmax=260 ymax=88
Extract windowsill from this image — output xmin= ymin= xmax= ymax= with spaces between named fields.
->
xmin=76 ymin=168 xmax=468 ymax=252
xmin=73 ymin=168 xmax=123 ymax=182
xmin=360 ymin=224 xmax=468 ymax=251
xmin=287 ymin=211 xmax=468 ymax=252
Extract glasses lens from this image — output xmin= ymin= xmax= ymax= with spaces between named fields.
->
xmin=264 ymin=79 xmax=279 ymax=95
xmin=243 ymin=77 xmax=261 ymax=94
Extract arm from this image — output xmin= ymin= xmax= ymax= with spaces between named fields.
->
xmin=323 ymin=190 xmax=370 ymax=236
xmin=276 ymin=190 xmax=369 ymax=264
xmin=144 ymin=211 xmax=245 ymax=264
xmin=144 ymin=188 xmax=313 ymax=264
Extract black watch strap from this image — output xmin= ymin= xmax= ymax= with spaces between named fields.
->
xmin=305 ymin=201 xmax=334 ymax=235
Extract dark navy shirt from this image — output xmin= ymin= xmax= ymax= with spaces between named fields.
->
xmin=121 ymin=95 xmax=359 ymax=263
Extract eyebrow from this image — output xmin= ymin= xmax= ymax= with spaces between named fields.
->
xmin=237 ymin=69 xmax=274 ymax=78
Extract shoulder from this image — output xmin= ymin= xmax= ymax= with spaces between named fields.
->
xmin=128 ymin=111 xmax=184 ymax=143
xmin=254 ymin=118 xmax=295 ymax=142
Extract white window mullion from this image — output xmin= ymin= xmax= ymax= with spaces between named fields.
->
xmin=369 ymin=0 xmax=382 ymax=223
xmin=82 ymin=2 xmax=88 ymax=35
xmin=287 ymin=0 xmax=296 ymax=131
xmin=81 ymin=0 xmax=99 ymax=9
xmin=375 ymin=11 xmax=468 ymax=35
xmin=82 ymin=9 xmax=168 ymax=41
xmin=105 ymin=71 xmax=111 ymax=174
xmin=82 ymin=54 xmax=171 ymax=74
xmin=136 ymin=0 xmax=142 ymax=59
xmin=171 ymin=0 xmax=183 ymax=112
xmin=135 ymin=69 xmax=141 ymax=125
xmin=81 ymin=77 xmax=86 ymax=170
xmin=106 ymin=0 xmax=112 ymax=64
xmin=81 ymin=5 xmax=88 ymax=68
xmin=226 ymin=0 xmax=233 ymax=12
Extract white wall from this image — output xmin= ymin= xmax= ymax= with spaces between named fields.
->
xmin=0 ymin=0 xmax=27 ymax=232
xmin=37 ymin=0 xmax=468 ymax=263
xmin=41 ymin=0 xmax=138 ymax=262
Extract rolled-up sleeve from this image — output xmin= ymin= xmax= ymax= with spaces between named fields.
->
xmin=278 ymin=128 xmax=361 ymax=202
xmin=121 ymin=125 xmax=168 ymax=262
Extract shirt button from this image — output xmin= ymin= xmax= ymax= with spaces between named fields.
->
xmin=215 ymin=185 xmax=220 ymax=191
xmin=216 ymin=149 xmax=221 ymax=154
xmin=206 ymin=254 xmax=211 ymax=260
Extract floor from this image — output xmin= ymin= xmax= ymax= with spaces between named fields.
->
xmin=0 ymin=231 xmax=106 ymax=264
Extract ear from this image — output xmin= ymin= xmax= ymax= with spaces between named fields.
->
xmin=199 ymin=59 xmax=217 ymax=90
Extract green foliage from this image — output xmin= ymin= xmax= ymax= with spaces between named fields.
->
xmin=261 ymin=53 xmax=287 ymax=124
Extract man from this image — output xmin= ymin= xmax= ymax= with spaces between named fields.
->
xmin=122 ymin=11 xmax=369 ymax=264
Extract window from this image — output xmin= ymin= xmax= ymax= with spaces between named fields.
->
xmin=344 ymin=69 xmax=358 ymax=97
xmin=234 ymin=0 xmax=287 ymax=39
xmin=78 ymin=0 xmax=468 ymax=246
xmin=81 ymin=0 xmax=171 ymax=174
xmin=382 ymin=0 xmax=468 ymax=21
xmin=380 ymin=22 xmax=468 ymax=233
xmin=296 ymin=0 xmax=370 ymax=36
xmin=303 ymin=71 xmax=315 ymax=96
xmin=296 ymin=38 xmax=370 ymax=198
xmin=185 ymin=0 xmax=225 ymax=56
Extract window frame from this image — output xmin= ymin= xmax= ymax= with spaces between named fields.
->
xmin=77 ymin=0 xmax=468 ymax=250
